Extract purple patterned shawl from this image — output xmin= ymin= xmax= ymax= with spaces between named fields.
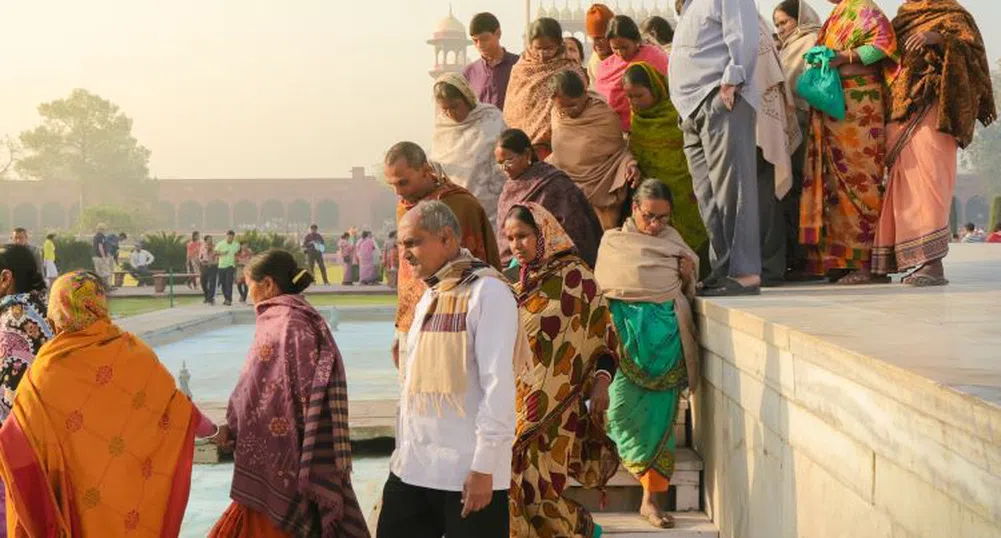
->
xmin=226 ymin=293 xmax=369 ymax=537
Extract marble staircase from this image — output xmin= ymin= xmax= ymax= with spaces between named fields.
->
xmin=567 ymin=398 xmax=719 ymax=537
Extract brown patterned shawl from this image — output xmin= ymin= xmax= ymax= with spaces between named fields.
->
xmin=503 ymin=49 xmax=588 ymax=149
xmin=394 ymin=166 xmax=502 ymax=331
xmin=888 ymin=0 xmax=996 ymax=149
xmin=227 ymin=293 xmax=368 ymax=538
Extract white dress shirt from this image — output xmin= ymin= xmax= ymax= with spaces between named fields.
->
xmin=390 ymin=276 xmax=518 ymax=492
xmin=129 ymin=249 xmax=155 ymax=268
xmin=669 ymin=0 xmax=761 ymax=118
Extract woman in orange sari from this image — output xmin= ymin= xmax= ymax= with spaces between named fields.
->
xmin=872 ymin=0 xmax=996 ymax=286
xmin=799 ymin=0 xmax=899 ymax=284
xmin=0 ymin=271 xmax=215 ymax=537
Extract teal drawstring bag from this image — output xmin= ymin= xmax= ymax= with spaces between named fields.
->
xmin=796 ymin=46 xmax=846 ymax=120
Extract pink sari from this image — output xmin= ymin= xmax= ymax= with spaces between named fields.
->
xmin=594 ymin=45 xmax=668 ymax=132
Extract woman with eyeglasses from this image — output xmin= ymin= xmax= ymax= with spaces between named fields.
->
xmin=494 ymin=128 xmax=604 ymax=269
xmin=593 ymin=179 xmax=700 ymax=530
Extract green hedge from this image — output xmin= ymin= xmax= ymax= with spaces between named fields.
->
xmin=238 ymin=230 xmax=305 ymax=265
xmin=53 ymin=236 xmax=94 ymax=274
xmin=990 ymin=196 xmax=1001 ymax=232
xmin=144 ymin=231 xmax=188 ymax=272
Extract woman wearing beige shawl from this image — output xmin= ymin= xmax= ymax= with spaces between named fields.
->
xmin=548 ymin=70 xmax=640 ymax=230
xmin=431 ymin=73 xmax=508 ymax=227
xmin=593 ymin=179 xmax=698 ymax=530
xmin=755 ymin=14 xmax=803 ymax=286
xmin=774 ymin=0 xmax=822 ymax=280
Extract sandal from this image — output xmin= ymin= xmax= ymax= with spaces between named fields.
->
xmin=903 ymin=273 xmax=949 ymax=287
xmin=835 ymin=271 xmax=891 ymax=286
xmin=698 ymin=277 xmax=761 ymax=297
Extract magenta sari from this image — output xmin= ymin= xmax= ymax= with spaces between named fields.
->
xmin=357 ymin=237 xmax=378 ymax=283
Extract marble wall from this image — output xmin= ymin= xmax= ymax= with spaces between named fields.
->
xmin=691 ymin=300 xmax=1001 ymax=538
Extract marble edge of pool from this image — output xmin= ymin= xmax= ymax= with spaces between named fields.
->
xmin=121 ymin=305 xmax=397 ymax=347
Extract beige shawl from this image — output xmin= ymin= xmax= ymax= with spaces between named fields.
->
xmin=593 ymin=219 xmax=700 ymax=389
xmin=547 ymin=93 xmax=636 ymax=209
xmin=756 ymin=15 xmax=802 ymax=199
xmin=431 ymin=74 xmax=508 ymax=227
xmin=778 ymin=0 xmax=823 ymax=112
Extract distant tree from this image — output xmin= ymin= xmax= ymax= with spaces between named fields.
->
xmin=962 ymin=60 xmax=1001 ymax=196
xmin=0 ymin=136 xmax=19 ymax=180
xmin=16 ymin=89 xmax=153 ymax=206
xmin=78 ymin=205 xmax=156 ymax=235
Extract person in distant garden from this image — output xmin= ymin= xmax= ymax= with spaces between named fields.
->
xmin=91 ymin=223 xmax=114 ymax=288
xmin=873 ymin=0 xmax=996 ymax=286
xmin=504 ymin=17 xmax=587 ymax=159
xmin=0 ymin=243 xmax=53 ymax=534
xmin=987 ymin=224 xmax=1001 ymax=243
xmin=338 ymin=231 xmax=357 ymax=286
xmin=42 ymin=233 xmax=58 ymax=286
xmin=495 ymin=128 xmax=604 ymax=269
xmin=585 ymin=4 xmax=616 ymax=87
xmin=302 ymin=223 xmax=330 ymax=285
xmin=214 ymin=230 xmax=241 ymax=306
xmin=186 ymin=230 xmax=203 ymax=290
xmin=105 ymin=232 xmax=126 ymax=268
xmin=0 ymin=271 xmax=216 ymax=537
xmin=595 ymin=15 xmax=669 ymax=131
xmin=9 ymin=228 xmax=43 ymax=273
xmin=640 ymin=15 xmax=674 ymax=55
xmin=126 ymin=242 xmax=156 ymax=285
xmin=382 ymin=230 xmax=400 ymax=288
xmin=548 ymin=69 xmax=640 ymax=230
xmin=200 ymin=234 xmax=219 ymax=304
xmin=210 ymin=250 xmax=369 ymax=537
xmin=235 ymin=240 xmax=254 ymax=303
xmin=463 ymin=12 xmax=521 ymax=110
xmin=960 ymin=222 xmax=986 ymax=243
xmin=356 ymin=230 xmax=380 ymax=285
xmin=383 ymin=141 xmax=500 ymax=369
xmin=564 ymin=36 xmax=586 ymax=65
xmin=376 ymin=201 xmax=518 ymax=538
xmin=502 ymin=203 xmax=620 ymax=538
xmin=594 ymin=180 xmax=700 ymax=529
xmin=431 ymin=73 xmax=508 ymax=227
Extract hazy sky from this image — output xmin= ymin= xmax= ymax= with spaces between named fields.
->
xmin=1 ymin=1 xmax=998 ymax=179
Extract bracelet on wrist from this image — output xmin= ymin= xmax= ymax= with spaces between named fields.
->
xmin=204 ymin=425 xmax=221 ymax=440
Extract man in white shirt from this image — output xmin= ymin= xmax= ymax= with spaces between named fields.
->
xmin=377 ymin=200 xmax=518 ymax=538
xmin=127 ymin=244 xmax=155 ymax=285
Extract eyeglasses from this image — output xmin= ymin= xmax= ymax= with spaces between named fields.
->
xmin=637 ymin=209 xmax=671 ymax=225
xmin=496 ymin=158 xmax=520 ymax=171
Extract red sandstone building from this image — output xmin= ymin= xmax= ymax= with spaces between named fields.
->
xmin=0 ymin=167 xmax=398 ymax=234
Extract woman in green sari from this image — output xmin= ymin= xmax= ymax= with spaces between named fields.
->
xmin=593 ymin=179 xmax=700 ymax=530
xmin=625 ymin=62 xmax=708 ymax=275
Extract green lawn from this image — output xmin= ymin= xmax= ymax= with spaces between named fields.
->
xmin=109 ymin=292 xmax=396 ymax=318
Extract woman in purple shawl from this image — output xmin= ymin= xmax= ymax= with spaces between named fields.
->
xmin=495 ymin=128 xmax=604 ymax=268
xmin=210 ymin=249 xmax=369 ymax=538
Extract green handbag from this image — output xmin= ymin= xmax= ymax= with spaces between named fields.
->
xmin=796 ymin=46 xmax=846 ymax=120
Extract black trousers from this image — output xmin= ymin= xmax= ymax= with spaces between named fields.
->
xmin=237 ymin=280 xmax=248 ymax=302
xmin=218 ymin=266 xmax=235 ymax=303
xmin=201 ymin=265 xmax=218 ymax=302
xmin=307 ymin=251 xmax=329 ymax=284
xmin=376 ymin=473 xmax=509 ymax=538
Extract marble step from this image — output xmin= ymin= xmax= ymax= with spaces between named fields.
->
xmin=595 ymin=511 xmax=718 ymax=537
xmin=567 ymin=448 xmax=703 ymax=513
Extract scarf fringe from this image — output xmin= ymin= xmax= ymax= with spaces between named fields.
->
xmin=407 ymin=392 xmax=467 ymax=418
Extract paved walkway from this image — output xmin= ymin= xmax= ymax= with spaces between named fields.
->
xmin=698 ymin=243 xmax=1001 ymax=406
xmin=110 ymin=282 xmax=395 ymax=297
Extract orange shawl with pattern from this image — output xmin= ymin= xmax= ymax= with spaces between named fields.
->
xmin=503 ymin=49 xmax=587 ymax=149
xmin=887 ymin=0 xmax=996 ymax=149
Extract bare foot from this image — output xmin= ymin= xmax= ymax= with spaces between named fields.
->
xmin=640 ymin=502 xmax=674 ymax=528
xmin=836 ymin=270 xmax=891 ymax=285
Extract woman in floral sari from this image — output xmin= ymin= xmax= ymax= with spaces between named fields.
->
xmin=210 ymin=250 xmax=368 ymax=537
xmin=0 ymin=244 xmax=53 ymax=536
xmin=502 ymin=202 xmax=619 ymax=538
xmin=872 ymin=0 xmax=995 ymax=286
xmin=594 ymin=179 xmax=699 ymax=530
xmin=625 ymin=62 xmax=709 ymax=276
xmin=0 ymin=271 xmax=215 ymax=537
xmin=504 ymin=17 xmax=587 ymax=159
xmin=799 ymin=0 xmax=899 ymax=284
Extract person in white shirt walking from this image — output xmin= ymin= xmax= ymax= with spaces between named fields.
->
xmin=127 ymin=244 xmax=155 ymax=285
xmin=376 ymin=200 xmax=520 ymax=538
